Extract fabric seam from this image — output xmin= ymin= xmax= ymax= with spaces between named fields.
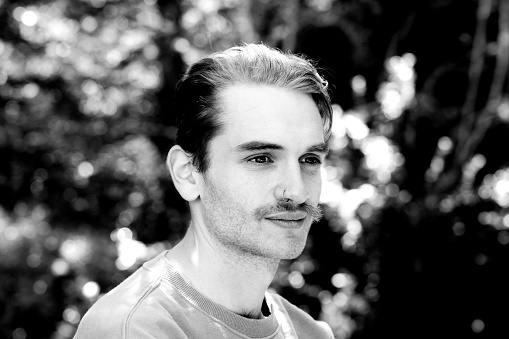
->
xmin=123 ymin=266 xmax=163 ymax=339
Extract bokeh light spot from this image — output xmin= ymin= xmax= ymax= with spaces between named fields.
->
xmin=128 ymin=192 xmax=145 ymax=207
xmin=82 ymin=281 xmax=100 ymax=299
xmin=21 ymin=10 xmax=38 ymax=27
xmin=351 ymin=75 xmax=366 ymax=96
xmin=497 ymin=231 xmax=509 ymax=245
xmin=115 ymin=238 xmax=147 ymax=270
xmin=57 ymin=322 xmax=75 ymax=338
xmin=22 ymin=83 xmax=40 ymax=99
xmin=63 ymin=306 xmax=81 ymax=324
xmin=497 ymin=100 xmax=509 ymax=121
xmin=343 ymin=114 xmax=369 ymax=141
xmin=438 ymin=136 xmax=453 ymax=153
xmin=288 ymin=271 xmax=305 ymax=289
xmin=4 ymin=226 xmax=20 ymax=241
xmin=452 ymin=222 xmax=466 ymax=236
xmin=332 ymin=273 xmax=349 ymax=289
xmin=60 ymin=236 xmax=91 ymax=264
xmin=173 ymin=38 xmax=190 ymax=53
xmin=474 ymin=253 xmax=488 ymax=265
xmin=333 ymin=291 xmax=348 ymax=308
xmin=77 ymin=161 xmax=94 ymax=179
xmin=33 ymin=279 xmax=48 ymax=295
xmin=81 ymin=16 xmax=98 ymax=32
xmin=27 ymin=253 xmax=41 ymax=268
xmin=117 ymin=227 xmax=133 ymax=241
xmin=472 ymin=319 xmax=485 ymax=333
xmin=12 ymin=328 xmax=27 ymax=339
xmin=51 ymin=258 xmax=70 ymax=276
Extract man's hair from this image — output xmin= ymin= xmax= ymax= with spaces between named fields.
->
xmin=174 ymin=43 xmax=333 ymax=172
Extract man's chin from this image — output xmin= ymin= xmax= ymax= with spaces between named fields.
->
xmin=279 ymin=243 xmax=307 ymax=260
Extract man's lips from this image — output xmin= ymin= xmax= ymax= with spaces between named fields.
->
xmin=264 ymin=211 xmax=308 ymax=221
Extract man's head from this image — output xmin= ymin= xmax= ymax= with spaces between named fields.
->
xmin=174 ymin=43 xmax=333 ymax=173
xmin=169 ymin=44 xmax=333 ymax=260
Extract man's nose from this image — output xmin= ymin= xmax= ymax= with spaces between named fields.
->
xmin=280 ymin=163 xmax=310 ymax=205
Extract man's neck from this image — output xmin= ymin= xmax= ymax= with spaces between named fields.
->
xmin=165 ymin=226 xmax=280 ymax=318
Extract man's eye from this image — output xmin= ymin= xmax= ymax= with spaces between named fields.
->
xmin=248 ymin=155 xmax=272 ymax=164
xmin=302 ymin=157 xmax=322 ymax=165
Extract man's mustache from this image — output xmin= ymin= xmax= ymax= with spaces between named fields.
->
xmin=254 ymin=202 xmax=323 ymax=223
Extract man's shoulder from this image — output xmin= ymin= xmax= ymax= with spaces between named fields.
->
xmin=268 ymin=291 xmax=334 ymax=339
xmin=87 ymin=251 xmax=167 ymax=312
xmin=73 ymin=251 xmax=182 ymax=338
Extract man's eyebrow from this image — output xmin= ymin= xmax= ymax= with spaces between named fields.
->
xmin=235 ymin=141 xmax=329 ymax=154
xmin=307 ymin=143 xmax=329 ymax=155
xmin=235 ymin=141 xmax=284 ymax=152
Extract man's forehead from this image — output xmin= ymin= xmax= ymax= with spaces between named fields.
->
xmin=221 ymin=117 xmax=326 ymax=150
xmin=218 ymin=84 xmax=322 ymax=123
xmin=218 ymin=83 xmax=319 ymax=114
xmin=213 ymin=84 xmax=325 ymax=150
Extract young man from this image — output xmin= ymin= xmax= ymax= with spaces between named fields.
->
xmin=74 ymin=43 xmax=334 ymax=338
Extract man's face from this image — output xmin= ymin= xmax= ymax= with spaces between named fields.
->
xmin=196 ymin=84 xmax=327 ymax=260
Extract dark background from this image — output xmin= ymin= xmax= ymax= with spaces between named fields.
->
xmin=1 ymin=0 xmax=508 ymax=338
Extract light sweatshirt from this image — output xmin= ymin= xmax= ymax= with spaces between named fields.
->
xmin=73 ymin=251 xmax=334 ymax=339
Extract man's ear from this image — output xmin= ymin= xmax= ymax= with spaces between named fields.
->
xmin=167 ymin=145 xmax=202 ymax=202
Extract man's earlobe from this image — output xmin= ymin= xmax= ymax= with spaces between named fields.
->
xmin=167 ymin=146 xmax=201 ymax=201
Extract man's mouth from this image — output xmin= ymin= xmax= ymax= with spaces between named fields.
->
xmin=264 ymin=211 xmax=308 ymax=221
xmin=264 ymin=211 xmax=308 ymax=228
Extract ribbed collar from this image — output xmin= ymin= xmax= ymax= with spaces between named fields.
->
xmin=161 ymin=259 xmax=280 ymax=338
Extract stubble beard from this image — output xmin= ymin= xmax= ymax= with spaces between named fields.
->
xmin=201 ymin=179 xmax=322 ymax=262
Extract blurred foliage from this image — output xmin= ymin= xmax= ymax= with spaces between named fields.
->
xmin=1 ymin=0 xmax=509 ymax=339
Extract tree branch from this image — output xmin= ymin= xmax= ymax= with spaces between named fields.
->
xmin=461 ymin=0 xmax=492 ymax=119
xmin=433 ymin=0 xmax=494 ymax=196
xmin=487 ymin=0 xmax=509 ymax=105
